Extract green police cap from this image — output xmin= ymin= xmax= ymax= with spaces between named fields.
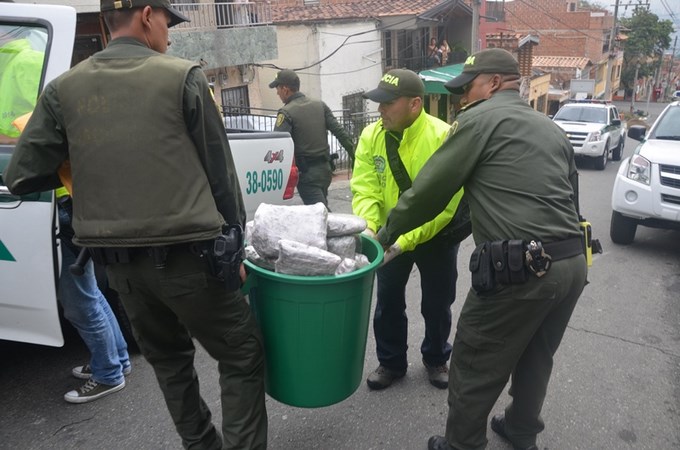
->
xmin=269 ymin=69 xmax=300 ymax=89
xmin=445 ymin=48 xmax=520 ymax=94
xmin=100 ymin=0 xmax=190 ymax=28
xmin=363 ymin=69 xmax=424 ymax=103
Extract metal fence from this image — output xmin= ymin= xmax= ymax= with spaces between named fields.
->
xmin=386 ymin=52 xmax=468 ymax=74
xmin=222 ymin=106 xmax=380 ymax=173
xmin=172 ymin=2 xmax=272 ymax=31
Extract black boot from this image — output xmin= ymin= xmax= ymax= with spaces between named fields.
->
xmin=490 ymin=414 xmax=539 ymax=450
xmin=427 ymin=435 xmax=458 ymax=450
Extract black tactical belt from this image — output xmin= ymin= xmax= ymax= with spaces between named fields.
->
xmin=297 ymin=155 xmax=329 ymax=165
xmin=543 ymin=237 xmax=583 ymax=261
xmin=88 ymin=240 xmax=213 ymax=266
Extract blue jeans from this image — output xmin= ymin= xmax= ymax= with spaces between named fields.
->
xmin=374 ymin=236 xmax=459 ymax=371
xmin=58 ymin=204 xmax=130 ymax=386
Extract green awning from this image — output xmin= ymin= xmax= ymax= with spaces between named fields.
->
xmin=419 ymin=63 xmax=464 ymax=94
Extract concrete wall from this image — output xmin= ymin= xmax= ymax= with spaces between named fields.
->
xmin=258 ymin=21 xmax=383 ymax=114
xmin=317 ymin=22 xmax=383 ymax=113
xmin=594 ymin=60 xmax=608 ymax=98
xmin=168 ymin=26 xmax=278 ymax=68
xmin=529 ymin=73 xmax=551 ymax=114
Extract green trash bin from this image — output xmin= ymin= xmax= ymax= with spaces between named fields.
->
xmin=245 ymin=235 xmax=383 ymax=408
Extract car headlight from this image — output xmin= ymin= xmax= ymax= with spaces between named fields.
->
xmin=587 ymin=131 xmax=602 ymax=142
xmin=626 ymin=154 xmax=651 ymax=185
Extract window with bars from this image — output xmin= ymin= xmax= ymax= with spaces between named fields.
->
xmin=171 ymin=0 xmax=199 ymax=12
xmin=536 ymin=94 xmax=546 ymax=114
xmin=486 ymin=0 xmax=505 ymax=21
xmin=342 ymin=91 xmax=366 ymax=141
xmin=221 ymin=85 xmax=250 ymax=115
xmin=384 ymin=32 xmax=392 ymax=68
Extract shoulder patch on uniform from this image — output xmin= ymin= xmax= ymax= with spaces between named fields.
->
xmin=276 ymin=113 xmax=286 ymax=128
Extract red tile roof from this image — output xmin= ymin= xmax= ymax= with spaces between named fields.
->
xmin=532 ymin=55 xmax=591 ymax=70
xmin=272 ymin=0 xmax=461 ymax=24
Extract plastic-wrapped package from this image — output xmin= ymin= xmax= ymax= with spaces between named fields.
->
xmin=326 ymin=235 xmax=360 ymax=260
xmin=327 ymin=213 xmax=367 ymax=237
xmin=275 ymin=239 xmax=341 ymax=276
xmin=354 ymin=253 xmax=370 ymax=269
xmin=245 ymin=245 xmax=276 ymax=271
xmin=245 ymin=220 xmax=254 ymax=244
xmin=251 ymin=203 xmax=328 ymax=259
xmin=335 ymin=258 xmax=358 ymax=275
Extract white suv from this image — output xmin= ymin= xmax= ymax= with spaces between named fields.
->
xmin=552 ymin=101 xmax=625 ymax=170
xmin=610 ymin=101 xmax=680 ymax=244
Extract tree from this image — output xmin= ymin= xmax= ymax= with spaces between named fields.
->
xmin=619 ymin=7 xmax=674 ymax=96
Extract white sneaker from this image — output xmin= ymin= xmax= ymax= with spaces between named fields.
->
xmin=64 ymin=379 xmax=126 ymax=404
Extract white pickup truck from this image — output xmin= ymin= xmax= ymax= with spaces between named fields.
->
xmin=0 ymin=3 xmax=296 ymax=347
xmin=610 ymin=101 xmax=680 ymax=244
xmin=552 ymin=100 xmax=625 ymax=170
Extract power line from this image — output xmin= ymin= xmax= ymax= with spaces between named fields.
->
xmin=658 ymin=0 xmax=679 ymax=28
xmin=514 ymin=0 xmax=610 ymax=42
xmin=261 ymin=15 xmax=418 ymax=72
xmin=265 ymin=4 xmax=464 ymax=74
xmin=298 ymin=61 xmax=383 ymax=77
xmin=503 ymin=8 xmax=597 ymax=56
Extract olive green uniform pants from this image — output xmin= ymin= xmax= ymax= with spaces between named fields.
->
xmin=445 ymin=255 xmax=587 ymax=450
xmin=296 ymin=160 xmax=332 ymax=207
xmin=107 ymin=245 xmax=267 ymax=450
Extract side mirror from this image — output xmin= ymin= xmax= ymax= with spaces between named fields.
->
xmin=627 ymin=125 xmax=647 ymax=141
xmin=611 ymin=118 xmax=621 ymax=126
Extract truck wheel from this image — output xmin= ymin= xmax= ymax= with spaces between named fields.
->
xmin=610 ymin=211 xmax=637 ymax=244
xmin=594 ymin=141 xmax=609 ymax=170
xmin=612 ymin=137 xmax=623 ymax=161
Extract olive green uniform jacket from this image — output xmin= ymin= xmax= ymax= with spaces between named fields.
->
xmin=274 ymin=92 xmax=354 ymax=162
xmin=377 ymin=88 xmax=587 ymax=450
xmin=379 ymin=90 xmax=581 ymax=246
xmin=4 ymin=38 xmax=245 ymax=247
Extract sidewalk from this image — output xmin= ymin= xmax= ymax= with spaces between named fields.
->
xmin=331 ymin=169 xmax=352 ymax=190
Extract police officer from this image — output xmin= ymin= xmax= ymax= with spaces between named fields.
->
xmin=270 ymin=69 xmax=354 ymax=207
xmin=351 ymin=69 xmax=465 ymax=391
xmin=377 ymin=48 xmax=588 ymax=450
xmin=0 ymin=21 xmax=43 ymax=143
xmin=4 ymin=1 xmax=266 ymax=448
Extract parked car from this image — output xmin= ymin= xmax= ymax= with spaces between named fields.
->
xmin=610 ymin=101 xmax=680 ymax=244
xmin=552 ymin=100 xmax=625 ymax=170
xmin=0 ymin=3 xmax=296 ymax=348
xmin=672 ymin=90 xmax=680 ymax=101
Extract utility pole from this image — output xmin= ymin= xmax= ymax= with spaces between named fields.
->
xmin=664 ymin=36 xmax=677 ymax=100
xmin=604 ymin=0 xmax=620 ymax=101
xmin=630 ymin=61 xmax=640 ymax=112
xmin=471 ymin=0 xmax=481 ymax=53
xmin=645 ymin=67 xmax=657 ymax=112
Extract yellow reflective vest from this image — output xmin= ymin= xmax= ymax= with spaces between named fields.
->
xmin=351 ymin=109 xmax=464 ymax=252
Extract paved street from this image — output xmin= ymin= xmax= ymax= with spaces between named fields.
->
xmin=1 ymin=101 xmax=679 ymax=449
